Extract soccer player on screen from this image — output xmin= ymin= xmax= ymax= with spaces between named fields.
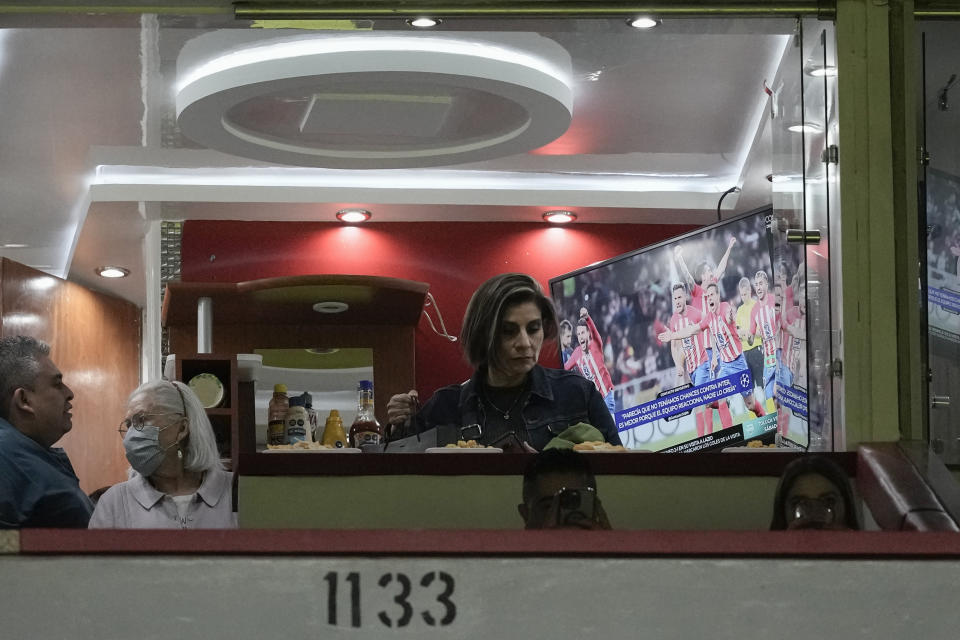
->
xmin=775 ymin=287 xmax=806 ymax=439
xmin=702 ymin=283 xmax=766 ymax=419
xmin=675 ymin=235 xmax=737 ymax=315
xmin=564 ymin=308 xmax=616 ymax=416
xmin=736 ymin=276 xmax=764 ymax=400
xmin=660 ymin=284 xmax=766 ymax=430
xmin=749 ymin=270 xmax=779 ymax=411
xmin=656 ymin=283 xmax=721 ymax=437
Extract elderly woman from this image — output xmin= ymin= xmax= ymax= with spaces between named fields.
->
xmin=386 ymin=273 xmax=621 ymax=451
xmin=89 ymin=379 xmax=235 ymax=528
xmin=770 ymin=455 xmax=860 ymax=531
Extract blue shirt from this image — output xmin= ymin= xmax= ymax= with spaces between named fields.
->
xmin=0 ymin=417 xmax=93 ymax=528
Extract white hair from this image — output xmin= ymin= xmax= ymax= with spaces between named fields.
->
xmin=128 ymin=378 xmax=222 ymax=472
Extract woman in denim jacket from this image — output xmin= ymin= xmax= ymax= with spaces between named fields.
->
xmin=386 ymin=274 xmax=620 ymax=451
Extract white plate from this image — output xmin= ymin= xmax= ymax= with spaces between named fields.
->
xmin=425 ymin=447 xmax=503 ymax=453
xmin=188 ymin=372 xmax=224 ymax=408
xmin=262 ymin=447 xmax=362 ymax=453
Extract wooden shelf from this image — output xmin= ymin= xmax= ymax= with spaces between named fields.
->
xmin=163 ymin=274 xmax=429 ymax=327
xmin=174 ymin=354 xmax=239 ymax=472
xmin=163 ymin=274 xmax=429 ymax=437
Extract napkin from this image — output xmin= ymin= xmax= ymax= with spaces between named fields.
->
xmin=543 ymin=423 xmax=605 ymax=450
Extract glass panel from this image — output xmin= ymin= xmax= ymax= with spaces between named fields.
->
xmin=801 ymin=21 xmax=840 ymax=452
xmin=920 ymin=21 xmax=960 ymax=464
xmin=766 ymin=20 xmax=839 ymax=452
xmin=768 ymin=24 xmax=807 ymax=450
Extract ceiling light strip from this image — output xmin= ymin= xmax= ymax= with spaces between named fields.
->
xmin=93 ymin=165 xmax=739 ymax=193
xmin=0 ymin=5 xmax=225 ymax=15
xmin=233 ymin=2 xmax=835 ymax=20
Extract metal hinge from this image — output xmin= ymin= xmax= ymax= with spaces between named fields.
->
xmin=786 ymin=228 xmax=823 ymax=244
xmin=821 ymin=144 xmax=839 ymax=164
xmin=920 ymin=145 xmax=931 ymax=167
xmin=831 ymin=358 xmax=843 ymax=378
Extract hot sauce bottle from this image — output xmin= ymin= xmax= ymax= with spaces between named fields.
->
xmin=348 ymin=380 xmax=384 ymax=452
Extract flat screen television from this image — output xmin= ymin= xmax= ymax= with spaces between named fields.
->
xmin=550 ymin=207 xmax=809 ymax=452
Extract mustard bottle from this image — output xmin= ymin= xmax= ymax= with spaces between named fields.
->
xmin=321 ymin=409 xmax=348 ymax=449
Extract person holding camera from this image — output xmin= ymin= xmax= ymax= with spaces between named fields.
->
xmin=519 ymin=449 xmax=611 ymax=530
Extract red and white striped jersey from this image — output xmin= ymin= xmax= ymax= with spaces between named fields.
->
xmin=750 ymin=296 xmax=779 ymax=358
xmin=670 ymin=306 xmax=707 ymax=374
xmin=703 ymin=302 xmax=743 ymax=363
xmin=783 ymin=306 xmax=804 ymax=372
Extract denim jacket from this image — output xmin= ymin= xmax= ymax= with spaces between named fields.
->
xmin=392 ymin=365 xmax=621 ymax=451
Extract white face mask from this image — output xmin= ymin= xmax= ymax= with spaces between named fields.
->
xmin=123 ymin=425 xmax=177 ymax=477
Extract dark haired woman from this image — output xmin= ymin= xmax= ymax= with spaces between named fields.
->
xmin=386 ymin=273 xmax=620 ymax=451
xmin=770 ymin=455 xmax=860 ymax=530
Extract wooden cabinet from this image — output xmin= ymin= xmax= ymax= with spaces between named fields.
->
xmin=174 ymin=353 xmax=238 ymax=471
xmin=162 ymin=274 xmax=429 ymax=427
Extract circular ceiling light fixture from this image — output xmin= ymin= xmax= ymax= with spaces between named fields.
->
xmin=628 ymin=16 xmax=659 ymax=29
xmin=336 ymin=208 xmax=372 ymax=223
xmin=543 ymin=210 xmax=577 ymax=224
xmin=97 ymin=266 xmax=130 ymax=279
xmin=176 ymin=34 xmax=574 ymax=169
xmin=313 ymin=301 xmax=349 ymax=314
xmin=407 ymin=17 xmax=440 ymax=28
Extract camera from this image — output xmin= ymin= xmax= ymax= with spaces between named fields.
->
xmin=554 ymin=486 xmax=597 ymax=527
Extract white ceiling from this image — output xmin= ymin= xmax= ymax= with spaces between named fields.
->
xmin=0 ymin=11 xmax=800 ymax=307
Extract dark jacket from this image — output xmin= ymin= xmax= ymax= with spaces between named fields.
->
xmin=0 ymin=417 xmax=93 ymax=528
xmin=391 ymin=365 xmax=621 ymax=450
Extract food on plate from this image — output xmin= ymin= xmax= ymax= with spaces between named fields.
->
xmin=746 ymin=440 xmax=778 ymax=448
xmin=572 ymin=441 xmax=628 ymax=452
xmin=267 ymin=441 xmax=334 ymax=451
xmin=444 ymin=439 xmax=493 ymax=449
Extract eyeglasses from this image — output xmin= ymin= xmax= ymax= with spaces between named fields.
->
xmin=788 ymin=496 xmax=838 ymax=525
xmin=118 ymin=382 xmax=189 ymax=435
xmin=118 ymin=413 xmax=181 ymax=435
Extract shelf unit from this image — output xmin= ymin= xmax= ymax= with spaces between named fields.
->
xmin=174 ymin=353 xmax=239 ymax=471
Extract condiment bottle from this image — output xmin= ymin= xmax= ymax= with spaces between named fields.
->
xmin=301 ymin=392 xmax=320 ymax=441
xmin=267 ymin=383 xmax=289 ymax=446
xmin=284 ymin=395 xmax=311 ymax=444
xmin=321 ymin=409 xmax=347 ymax=449
xmin=348 ymin=380 xmax=384 ymax=452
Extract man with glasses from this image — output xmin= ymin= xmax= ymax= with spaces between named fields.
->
xmin=0 ymin=336 xmax=93 ymax=528
xmin=519 ymin=449 xmax=611 ymax=530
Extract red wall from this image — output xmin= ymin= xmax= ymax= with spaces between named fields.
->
xmin=182 ymin=221 xmax=696 ymax=398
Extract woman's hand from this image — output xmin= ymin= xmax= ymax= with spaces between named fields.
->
xmin=386 ymin=390 xmax=419 ymax=426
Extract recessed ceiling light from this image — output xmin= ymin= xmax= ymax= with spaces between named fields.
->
xmin=543 ymin=210 xmax=577 ymax=224
xmin=808 ymin=66 xmax=838 ymax=77
xmin=787 ymin=123 xmax=823 ymax=133
xmin=336 ymin=208 xmax=372 ymax=223
xmin=2 ymin=243 xmax=28 ymax=248
xmin=628 ymin=16 xmax=658 ymax=29
xmin=407 ymin=17 xmax=440 ymax=28
xmin=97 ymin=266 xmax=130 ymax=278
xmin=313 ymin=301 xmax=349 ymax=314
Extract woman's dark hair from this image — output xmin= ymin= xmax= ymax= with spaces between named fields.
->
xmin=460 ymin=273 xmax=558 ymax=371
xmin=770 ymin=455 xmax=860 ymax=530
